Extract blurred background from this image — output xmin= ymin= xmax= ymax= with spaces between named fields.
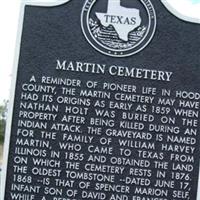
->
xmin=0 ymin=0 xmax=199 ymax=189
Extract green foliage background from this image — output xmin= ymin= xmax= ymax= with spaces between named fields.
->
xmin=0 ymin=101 xmax=8 ymax=144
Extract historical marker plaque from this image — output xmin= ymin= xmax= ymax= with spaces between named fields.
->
xmin=2 ymin=0 xmax=200 ymax=200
